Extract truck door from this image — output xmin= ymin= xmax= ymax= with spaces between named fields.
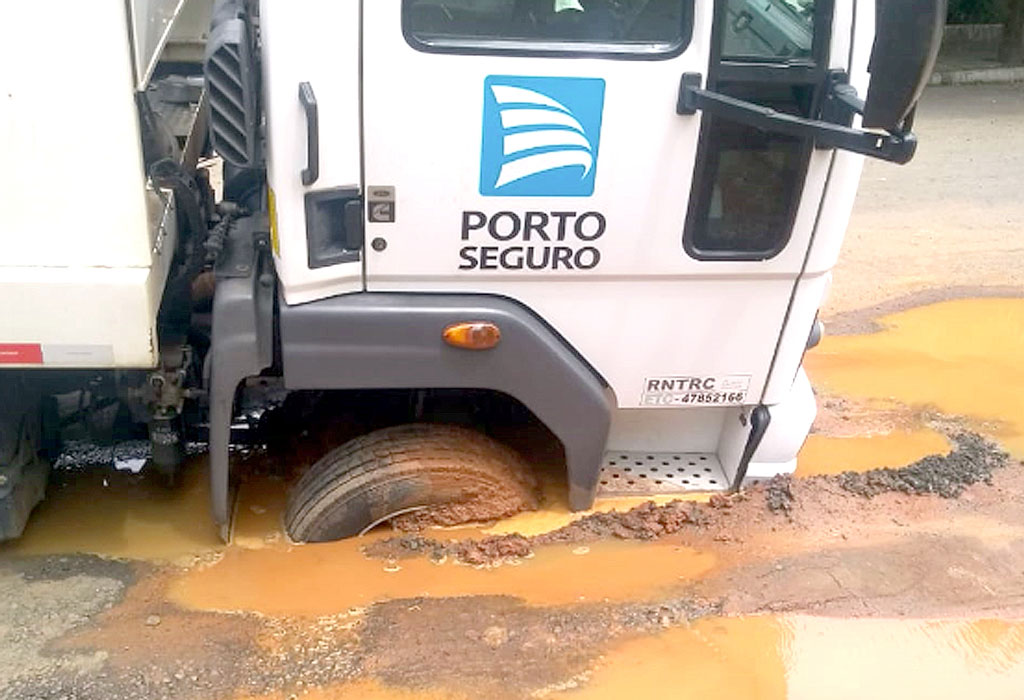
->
xmin=361 ymin=0 xmax=853 ymax=409
xmin=261 ymin=0 xmax=364 ymax=305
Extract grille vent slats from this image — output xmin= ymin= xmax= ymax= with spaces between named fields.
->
xmin=204 ymin=17 xmax=260 ymax=168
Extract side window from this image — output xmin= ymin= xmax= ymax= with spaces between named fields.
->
xmin=403 ymin=0 xmax=693 ymax=56
xmin=684 ymin=0 xmax=831 ymax=260
xmin=722 ymin=0 xmax=815 ymax=60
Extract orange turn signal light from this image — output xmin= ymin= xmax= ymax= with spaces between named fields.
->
xmin=443 ymin=321 xmax=501 ymax=350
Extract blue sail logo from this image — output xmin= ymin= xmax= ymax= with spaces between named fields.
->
xmin=479 ymin=76 xmax=605 ymax=197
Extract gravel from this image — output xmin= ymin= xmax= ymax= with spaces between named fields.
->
xmin=836 ymin=432 xmax=1011 ymax=499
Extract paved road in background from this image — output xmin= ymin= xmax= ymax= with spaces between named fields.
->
xmin=826 ymin=83 xmax=1024 ymax=322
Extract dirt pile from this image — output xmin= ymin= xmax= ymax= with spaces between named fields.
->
xmin=835 ymin=432 xmax=1010 ymax=499
xmin=366 ymin=432 xmax=1013 ymax=567
xmin=365 ymin=500 xmax=708 ymax=565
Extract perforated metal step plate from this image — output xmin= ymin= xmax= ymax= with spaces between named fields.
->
xmin=596 ymin=451 xmax=729 ymax=497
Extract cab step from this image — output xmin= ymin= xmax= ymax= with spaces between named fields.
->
xmin=596 ymin=451 xmax=728 ymax=498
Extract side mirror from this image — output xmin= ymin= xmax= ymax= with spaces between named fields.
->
xmin=863 ymin=0 xmax=947 ymax=130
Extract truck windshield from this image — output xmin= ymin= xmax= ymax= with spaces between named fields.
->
xmin=721 ymin=0 xmax=814 ymax=60
xmin=404 ymin=0 xmax=692 ymax=54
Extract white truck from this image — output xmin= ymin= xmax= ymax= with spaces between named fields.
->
xmin=0 ymin=0 xmax=944 ymax=541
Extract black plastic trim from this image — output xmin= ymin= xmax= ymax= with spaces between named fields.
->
xmin=204 ymin=8 xmax=262 ymax=169
xmin=305 ymin=187 xmax=363 ymax=269
xmin=299 ymin=82 xmax=320 ymax=187
xmin=715 ymin=62 xmax=820 ymax=84
xmin=731 ymin=404 xmax=771 ymax=490
xmin=401 ymin=0 xmax=694 ymax=61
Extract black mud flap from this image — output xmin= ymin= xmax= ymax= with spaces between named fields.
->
xmin=0 ymin=379 xmax=49 ymax=540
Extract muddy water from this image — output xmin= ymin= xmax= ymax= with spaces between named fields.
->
xmin=555 ymin=616 xmax=1024 ymax=700
xmin=1 ymin=461 xmax=221 ymax=562
xmin=174 ymin=537 xmax=712 ymax=615
xmin=806 ymin=298 xmax=1024 ymax=457
xmin=238 ymin=616 xmax=1024 ymax=699
xmin=153 ymin=469 xmax=714 ymax=616
xmin=797 ymin=428 xmax=951 ymax=476
xmin=170 ymin=530 xmax=715 ymax=617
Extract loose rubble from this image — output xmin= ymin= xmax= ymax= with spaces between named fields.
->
xmin=836 ymin=432 xmax=1010 ymax=499
xmin=367 ymin=432 xmax=1013 ymax=566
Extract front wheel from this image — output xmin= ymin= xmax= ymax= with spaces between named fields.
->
xmin=284 ymin=423 xmax=539 ymax=543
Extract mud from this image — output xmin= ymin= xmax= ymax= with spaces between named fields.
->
xmin=836 ymin=432 xmax=1011 ymax=499
xmin=809 ymin=395 xmax=940 ymax=442
xmin=23 ymin=457 xmax=1024 ymax=699
xmin=358 ymin=595 xmax=720 ymax=698
xmin=14 ymin=560 xmax=721 ymax=700
xmin=367 ymin=432 xmax=1011 ymax=567
xmin=3 ymin=87 xmax=1022 ymax=697
xmin=4 ymin=437 xmax=1024 ymax=699
xmin=366 ymin=500 xmax=708 ymax=566
xmin=387 ymin=468 xmax=539 ymax=533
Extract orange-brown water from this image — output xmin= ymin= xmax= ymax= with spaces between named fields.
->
xmin=797 ymin=428 xmax=951 ymax=476
xmin=551 ymin=616 xmax=1024 ymax=700
xmin=234 ymin=617 xmax=1024 ymax=699
xmin=169 ymin=535 xmax=715 ymax=616
xmin=10 ymin=301 xmax=1019 ymax=565
xmin=1 ymin=462 xmax=221 ymax=562
xmin=171 ymin=475 xmax=716 ymax=616
xmin=805 ymin=298 xmax=1024 ymax=457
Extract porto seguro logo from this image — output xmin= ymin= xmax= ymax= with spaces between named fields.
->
xmin=479 ymin=76 xmax=605 ymax=197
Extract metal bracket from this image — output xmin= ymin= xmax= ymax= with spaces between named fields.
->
xmin=215 ymin=214 xmax=270 ymax=279
xmin=822 ymin=70 xmax=864 ymax=124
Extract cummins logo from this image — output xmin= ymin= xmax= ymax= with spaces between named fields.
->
xmin=479 ymin=76 xmax=605 ymax=197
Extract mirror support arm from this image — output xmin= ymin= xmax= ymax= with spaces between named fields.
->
xmin=677 ymin=73 xmax=917 ymax=165
xmin=823 ymin=70 xmax=866 ymax=118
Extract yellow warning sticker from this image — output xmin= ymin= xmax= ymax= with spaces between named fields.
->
xmin=267 ymin=186 xmax=280 ymax=256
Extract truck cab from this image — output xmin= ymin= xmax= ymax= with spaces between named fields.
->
xmin=0 ymin=0 xmax=944 ymax=541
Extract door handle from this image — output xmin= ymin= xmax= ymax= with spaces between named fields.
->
xmin=299 ymin=81 xmax=319 ymax=186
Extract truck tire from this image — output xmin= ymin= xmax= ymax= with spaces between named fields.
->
xmin=284 ymin=423 xmax=539 ymax=543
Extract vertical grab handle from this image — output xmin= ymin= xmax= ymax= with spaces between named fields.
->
xmin=299 ymin=82 xmax=319 ymax=186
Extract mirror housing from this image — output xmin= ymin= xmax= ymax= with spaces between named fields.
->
xmin=863 ymin=0 xmax=947 ymax=130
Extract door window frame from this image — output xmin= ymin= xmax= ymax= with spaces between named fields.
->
xmin=401 ymin=0 xmax=696 ymax=60
xmin=682 ymin=0 xmax=835 ymax=261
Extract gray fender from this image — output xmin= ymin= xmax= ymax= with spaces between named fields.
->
xmin=208 ymin=283 xmax=615 ymax=538
xmin=278 ymin=293 xmax=615 ymax=514
xmin=208 ymin=232 xmax=274 ymax=540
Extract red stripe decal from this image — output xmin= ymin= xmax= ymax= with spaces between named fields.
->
xmin=0 ymin=344 xmax=44 ymax=364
